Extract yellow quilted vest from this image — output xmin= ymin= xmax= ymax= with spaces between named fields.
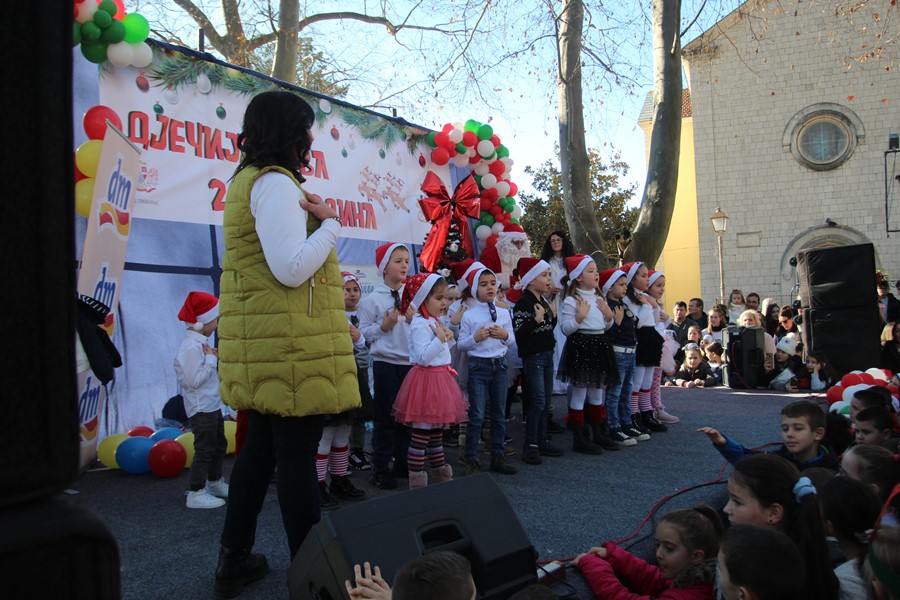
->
xmin=218 ymin=165 xmax=360 ymax=417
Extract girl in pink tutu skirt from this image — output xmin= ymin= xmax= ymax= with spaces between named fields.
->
xmin=393 ymin=273 xmax=469 ymax=490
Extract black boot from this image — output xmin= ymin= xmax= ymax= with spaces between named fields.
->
xmin=641 ymin=410 xmax=668 ymax=433
xmin=591 ymin=422 xmax=620 ymax=451
xmin=214 ymin=546 xmax=269 ymax=599
xmin=631 ymin=414 xmax=652 ymax=435
xmin=318 ymin=481 xmax=340 ymax=511
xmin=572 ymin=424 xmax=604 ymax=455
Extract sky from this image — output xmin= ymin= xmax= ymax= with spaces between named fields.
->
xmin=137 ymin=0 xmax=746 ymax=205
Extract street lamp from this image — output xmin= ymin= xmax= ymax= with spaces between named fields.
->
xmin=710 ymin=207 xmax=729 ymax=305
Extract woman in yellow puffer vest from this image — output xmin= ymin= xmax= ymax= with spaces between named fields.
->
xmin=214 ymin=90 xmax=360 ymax=600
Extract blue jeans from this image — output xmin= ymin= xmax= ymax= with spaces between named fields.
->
xmin=371 ymin=361 xmax=413 ymax=473
xmin=465 ymin=356 xmax=509 ymax=461
xmin=521 ymin=350 xmax=554 ymax=447
xmin=605 ymin=350 xmax=636 ymax=430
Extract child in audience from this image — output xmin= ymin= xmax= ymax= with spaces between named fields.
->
xmin=704 ymin=342 xmax=724 ymax=385
xmin=717 ymin=525 xmax=805 ymax=600
xmin=769 ymin=335 xmax=805 ymax=391
xmin=358 ymin=243 xmax=412 ymax=490
xmin=557 ymin=256 xmax=620 ymax=455
xmin=841 ymin=444 xmax=900 ymax=504
xmin=458 ymin=267 xmax=517 ymax=475
xmin=344 ymin=552 xmax=475 ymax=600
xmin=737 ymin=309 xmax=777 ymax=371
xmin=727 ymin=289 xmax=746 ymax=324
xmin=850 ymin=386 xmax=896 ymax=423
xmin=854 ymin=407 xmax=898 ymax=449
xmin=820 ymin=476 xmax=882 ymax=600
xmin=805 ymin=351 xmax=838 ymax=392
xmin=705 ymin=306 xmax=727 ymax=343
xmin=573 ymin=505 xmax=722 ymax=599
xmin=174 ymin=291 xmax=229 ymax=509
xmin=392 ymin=273 xmax=467 ymax=489
xmin=722 ymin=454 xmax=840 ymax=600
xmin=343 ymin=273 xmax=372 ymax=471
xmin=675 ymin=347 xmax=717 ymax=388
xmin=698 ymin=400 xmax=840 ymax=470
xmin=861 ymin=522 xmax=900 ymax=600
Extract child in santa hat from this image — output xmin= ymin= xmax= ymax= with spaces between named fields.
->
xmin=392 ymin=273 xmax=468 ymax=489
xmin=174 ymin=291 xmax=229 ymax=509
xmin=357 ymin=242 xmax=412 ymax=490
xmin=343 ymin=272 xmax=373 ymax=471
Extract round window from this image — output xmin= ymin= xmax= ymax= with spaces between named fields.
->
xmin=788 ymin=109 xmax=858 ymax=171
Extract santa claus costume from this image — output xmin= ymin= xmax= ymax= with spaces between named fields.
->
xmin=479 ymin=223 xmax=532 ymax=290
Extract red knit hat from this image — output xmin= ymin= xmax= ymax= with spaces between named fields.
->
xmin=516 ymin=257 xmax=550 ymax=290
xmin=178 ymin=291 xmax=219 ymax=331
xmin=400 ymin=272 xmax=443 ymax=317
xmin=622 ymin=261 xmax=645 ymax=285
xmin=564 ymin=254 xmax=594 ymax=282
xmin=375 ymin=242 xmax=408 ymax=274
xmin=599 ymin=268 xmax=626 ymax=296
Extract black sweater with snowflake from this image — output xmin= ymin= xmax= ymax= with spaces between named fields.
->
xmin=513 ymin=291 xmax=556 ymax=357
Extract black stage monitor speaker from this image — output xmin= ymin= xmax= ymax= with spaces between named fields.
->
xmin=802 ymin=306 xmax=882 ymax=375
xmin=797 ymin=243 xmax=877 ymax=309
xmin=289 ymin=473 xmax=537 ymax=600
xmin=723 ymin=326 xmax=765 ymax=389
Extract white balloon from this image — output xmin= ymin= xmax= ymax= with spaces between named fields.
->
xmin=850 ymin=370 xmax=864 ymax=374
xmin=107 ymin=42 xmax=135 ymax=68
xmin=512 ymin=206 xmax=523 ymax=219
xmin=448 ymin=129 xmax=463 ymax=144
xmin=76 ymin=1 xmax=98 ymax=24
xmin=474 ymin=164 xmax=490 ymax=176
xmin=865 ymin=367 xmax=889 ymax=381
xmin=477 ymin=140 xmax=495 ymax=157
xmin=130 ymin=42 xmax=153 ymax=68
xmin=481 ymin=173 xmax=498 ymax=189
xmin=475 ymin=225 xmax=492 ymax=241
xmin=500 ymin=157 xmax=514 ymax=169
xmin=484 ymin=154 xmax=498 ymax=164
xmin=491 ymin=223 xmax=505 ymax=234
xmin=495 ymin=181 xmax=510 ymax=198
xmin=842 ymin=383 xmax=869 ymax=403
xmin=829 ymin=401 xmax=848 ymax=413
xmin=453 ymin=122 xmax=464 ymax=131
xmin=452 ymin=154 xmax=470 ymax=168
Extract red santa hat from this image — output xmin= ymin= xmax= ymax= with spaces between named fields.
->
xmin=400 ymin=272 xmax=443 ymax=317
xmin=599 ymin=268 xmax=626 ymax=296
xmin=564 ymin=254 xmax=594 ymax=282
xmin=450 ymin=260 xmax=485 ymax=292
xmin=501 ymin=222 xmax=528 ymax=239
xmin=505 ymin=274 xmax=523 ymax=304
xmin=375 ymin=242 xmax=408 ymax=274
xmin=465 ymin=267 xmax=495 ymax=293
xmin=648 ymin=270 xmax=664 ymax=287
xmin=516 ymin=257 xmax=550 ymax=291
xmin=478 ymin=244 xmax=503 ymax=276
xmin=178 ymin=291 xmax=219 ymax=331
xmin=622 ymin=261 xmax=645 ymax=285
xmin=342 ymin=271 xmax=360 ymax=285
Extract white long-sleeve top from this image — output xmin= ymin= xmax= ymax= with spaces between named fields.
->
xmin=560 ymin=289 xmax=613 ymax=336
xmin=173 ymin=330 xmax=222 ymax=418
xmin=408 ymin=315 xmax=453 ymax=366
xmin=357 ymin=282 xmax=410 ymax=365
xmin=457 ymin=300 xmax=514 ymax=358
xmin=250 ymin=172 xmax=341 ymax=288
xmin=623 ymin=293 xmax=656 ymax=328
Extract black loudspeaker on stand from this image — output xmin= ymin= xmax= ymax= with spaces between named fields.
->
xmin=802 ymin=306 xmax=882 ymax=375
xmin=722 ymin=326 xmax=765 ymax=389
xmin=289 ymin=474 xmax=537 ymax=600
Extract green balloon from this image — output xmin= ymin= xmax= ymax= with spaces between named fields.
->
xmin=496 ymin=145 xmax=509 ymax=158
xmin=93 ymin=9 xmax=113 ymax=29
xmin=100 ymin=20 xmax=126 ymax=44
xmin=473 ymin=175 xmax=482 ymax=187
xmin=477 ymin=124 xmax=493 ymax=141
xmin=73 ymin=21 xmax=83 ymax=46
xmin=81 ymin=41 xmax=109 ymax=64
xmin=81 ymin=21 xmax=102 ymax=42
xmin=510 ymin=218 xmax=520 ymax=224
xmin=425 ymin=131 xmax=437 ymax=147
xmin=98 ymin=0 xmax=118 ymax=17
xmin=464 ymin=119 xmax=481 ymax=133
xmin=455 ymin=142 xmax=467 ymax=154
xmin=481 ymin=214 xmax=495 ymax=227
xmin=122 ymin=13 xmax=150 ymax=44
xmin=504 ymin=202 xmax=515 ymax=213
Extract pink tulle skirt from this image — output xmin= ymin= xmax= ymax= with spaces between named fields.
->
xmin=393 ymin=365 xmax=469 ymax=427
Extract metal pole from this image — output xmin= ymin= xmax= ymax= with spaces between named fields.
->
xmin=717 ymin=233 xmax=725 ymax=305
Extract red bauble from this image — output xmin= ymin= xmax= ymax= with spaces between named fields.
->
xmin=418 ymin=154 xmax=426 ymax=167
xmin=330 ymin=126 xmax=340 ymax=140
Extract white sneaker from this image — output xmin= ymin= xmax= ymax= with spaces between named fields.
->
xmin=657 ymin=407 xmax=680 ymax=424
xmin=186 ymin=490 xmax=225 ymax=509
xmin=206 ymin=478 xmax=230 ymax=499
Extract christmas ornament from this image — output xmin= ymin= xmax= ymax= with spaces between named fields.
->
xmin=216 ymin=104 xmax=226 ymax=119
xmin=330 ymin=126 xmax=339 ymax=140
xmin=418 ymin=154 xmax=426 ymax=167
xmin=341 ymin=148 xmax=348 ymax=158
xmin=417 ymin=171 xmax=481 ymax=273
xmin=196 ymin=71 xmax=212 ymax=94
xmin=153 ymin=102 xmax=163 ymax=115
xmin=378 ymin=149 xmax=386 ymax=159
xmin=319 ymin=99 xmax=332 ymax=114
xmin=135 ymin=72 xmax=149 ymax=92
xmin=164 ymin=86 xmax=178 ymax=105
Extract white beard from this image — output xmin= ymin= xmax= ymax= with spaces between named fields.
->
xmin=496 ymin=237 xmax=531 ymax=272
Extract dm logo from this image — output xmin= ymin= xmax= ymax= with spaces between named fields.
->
xmin=93 ymin=264 xmax=118 ymax=337
xmin=78 ymin=374 xmax=102 ymax=443
xmin=97 ymin=155 xmax=133 ymax=239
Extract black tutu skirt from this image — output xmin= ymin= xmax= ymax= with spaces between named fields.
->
xmin=557 ymin=331 xmax=619 ymax=388
xmin=635 ymin=326 xmax=664 ymax=367
xmin=323 ymin=367 xmax=373 ymax=424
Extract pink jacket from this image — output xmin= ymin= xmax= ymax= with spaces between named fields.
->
xmin=576 ymin=542 xmax=715 ymax=600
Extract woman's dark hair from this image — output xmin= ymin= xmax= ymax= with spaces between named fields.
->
xmin=720 ymin=525 xmax=805 ymax=600
xmin=234 ymin=90 xmax=316 ymax=182
xmin=845 ymin=444 xmax=900 ymax=504
xmin=731 ymin=454 xmax=840 ymax=600
xmin=660 ymin=504 xmax=724 ymax=560
xmin=820 ymin=476 xmax=882 ymax=545
xmin=540 ymin=230 xmax=575 ymax=262
xmin=705 ymin=342 xmax=724 ymax=356
xmin=805 ymin=350 xmax=839 ymax=384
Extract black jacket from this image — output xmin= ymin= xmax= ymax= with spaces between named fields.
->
xmin=513 ymin=291 xmax=557 ymax=357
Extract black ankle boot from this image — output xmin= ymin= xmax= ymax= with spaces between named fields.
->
xmin=631 ymin=414 xmax=651 ymax=435
xmin=214 ymin=546 xmax=269 ymax=599
xmin=572 ymin=424 xmax=604 ymax=455
xmin=641 ymin=410 xmax=668 ymax=433
xmin=591 ymin=422 xmax=620 ymax=451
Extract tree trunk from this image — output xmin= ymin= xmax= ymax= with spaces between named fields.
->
xmin=557 ymin=0 xmax=609 ymax=267
xmin=624 ymin=0 xmax=682 ymax=268
xmin=272 ymin=0 xmax=300 ymax=82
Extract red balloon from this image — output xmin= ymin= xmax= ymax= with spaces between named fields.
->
xmin=489 ymin=205 xmax=502 ymax=216
xmin=825 ymin=386 xmax=843 ymax=405
xmin=480 ymin=197 xmax=492 ymax=211
xmin=859 ymin=373 xmax=876 ymax=385
xmin=74 ymin=152 xmax=87 ymax=183
xmin=442 ymin=123 xmax=454 ymax=133
xmin=431 ymin=147 xmax=449 ymax=166
xmin=488 ymin=161 xmax=506 ymax=177
xmin=883 ymin=369 xmax=893 ymax=379
xmin=486 ymin=233 xmax=499 ymax=247
xmin=468 ymin=154 xmax=481 ymax=165
xmin=83 ymin=105 xmax=123 ymax=140
xmin=841 ymin=373 xmax=863 ymax=388
xmin=148 ymin=440 xmax=187 ymax=478
xmin=889 ymin=385 xmax=900 ymax=397
xmin=490 ymin=134 xmax=501 ymax=148
xmin=874 ymin=378 xmax=889 ymax=387
xmin=112 ymin=0 xmax=126 ymax=19
xmin=434 ymin=131 xmax=450 ymax=148
xmin=508 ymin=182 xmax=518 ymax=197
xmin=462 ymin=131 xmax=478 ymax=147
xmin=128 ymin=425 xmax=154 ymax=437
xmin=481 ymin=188 xmax=498 ymax=203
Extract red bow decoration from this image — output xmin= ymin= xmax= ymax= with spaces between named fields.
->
xmin=418 ymin=171 xmax=481 ymax=273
